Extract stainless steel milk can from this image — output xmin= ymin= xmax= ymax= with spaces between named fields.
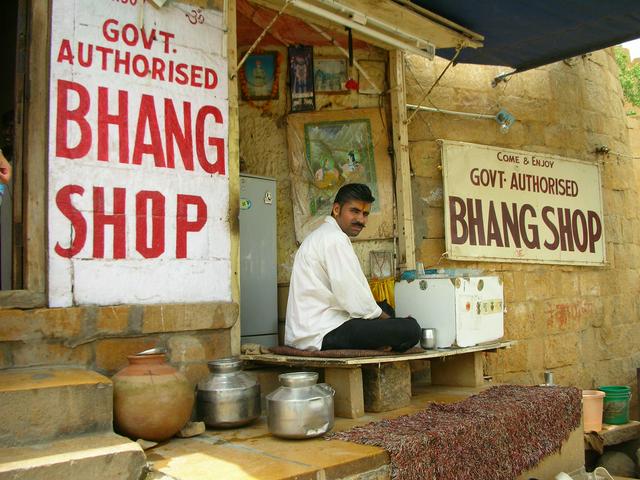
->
xmin=266 ymin=371 xmax=335 ymax=439
xmin=197 ymin=358 xmax=260 ymax=428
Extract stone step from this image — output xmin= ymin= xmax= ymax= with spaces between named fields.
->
xmin=0 ymin=367 xmax=113 ymax=447
xmin=0 ymin=432 xmax=146 ymax=480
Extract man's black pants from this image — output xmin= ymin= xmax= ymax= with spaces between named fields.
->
xmin=321 ymin=301 xmax=421 ymax=352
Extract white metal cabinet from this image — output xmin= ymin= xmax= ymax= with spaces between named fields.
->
xmin=395 ymin=276 xmax=504 ymax=348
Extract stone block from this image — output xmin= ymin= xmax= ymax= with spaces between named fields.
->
xmin=494 ymin=371 xmax=536 ymax=386
xmin=501 ymin=342 xmax=528 ymax=373
xmin=95 ymin=338 xmax=158 ymax=374
xmin=543 ymin=332 xmax=580 ymax=368
xmin=0 ymin=308 xmax=87 ymax=343
xmin=504 ymin=302 xmax=535 ymax=339
xmin=168 ymin=335 xmax=206 ymax=364
xmin=326 ymin=367 xmax=365 ymax=418
xmin=362 ymin=362 xmax=410 ymax=413
xmin=526 ymin=337 xmax=545 ymax=372
xmin=11 ymin=343 xmax=92 ymax=369
xmin=200 ymin=330 xmax=233 ymax=360
xmin=500 ymin=95 xmax=552 ymax=123
xmin=431 ymin=352 xmax=484 ymax=387
xmin=543 ymin=298 xmax=591 ymax=333
xmin=550 ymin=365 xmax=588 ymax=388
xmin=0 ymin=348 xmax=9 ymax=369
xmin=408 ymin=140 xmax=439 ymax=178
xmin=96 ymin=306 xmax=130 ymax=335
xmin=0 ymin=432 xmax=145 ymax=480
xmin=0 ymin=368 xmax=113 ymax=447
xmin=416 ymin=238 xmax=446 ymax=266
xmin=141 ymin=302 xmax=238 ymax=333
xmin=412 ymin=176 xmax=443 ymax=209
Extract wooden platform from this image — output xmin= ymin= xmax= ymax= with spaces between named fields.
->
xmin=585 ymin=420 xmax=640 ymax=454
xmin=241 ymin=341 xmax=515 ymax=419
xmin=241 ymin=341 xmax=515 ymax=367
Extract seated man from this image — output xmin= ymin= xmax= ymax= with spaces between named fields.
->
xmin=285 ymin=183 xmax=420 ymax=351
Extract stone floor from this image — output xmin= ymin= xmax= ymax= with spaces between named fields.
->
xmin=145 ymin=385 xmax=484 ymax=480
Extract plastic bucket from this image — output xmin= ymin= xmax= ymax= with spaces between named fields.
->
xmin=598 ymin=385 xmax=632 ymax=425
xmin=582 ymin=390 xmax=605 ymax=432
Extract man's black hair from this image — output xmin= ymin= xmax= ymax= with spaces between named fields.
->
xmin=333 ymin=183 xmax=375 ymax=206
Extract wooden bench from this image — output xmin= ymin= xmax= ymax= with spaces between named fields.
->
xmin=241 ymin=340 xmax=516 ymax=418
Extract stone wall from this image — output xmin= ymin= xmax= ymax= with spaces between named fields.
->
xmin=406 ymin=49 xmax=640 ymax=410
xmin=0 ymin=0 xmax=237 ymax=389
xmin=0 ymin=303 xmax=237 ymax=384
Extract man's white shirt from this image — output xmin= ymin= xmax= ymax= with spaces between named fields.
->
xmin=285 ymin=216 xmax=382 ymax=350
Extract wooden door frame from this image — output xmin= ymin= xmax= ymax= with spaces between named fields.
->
xmin=0 ymin=0 xmax=48 ymax=308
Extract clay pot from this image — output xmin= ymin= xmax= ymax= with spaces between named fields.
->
xmin=112 ymin=354 xmax=194 ymax=441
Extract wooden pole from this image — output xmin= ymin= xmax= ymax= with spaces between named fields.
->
xmin=388 ymin=50 xmax=415 ymax=271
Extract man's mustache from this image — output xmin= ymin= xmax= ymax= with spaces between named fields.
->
xmin=351 ymin=222 xmax=365 ymax=228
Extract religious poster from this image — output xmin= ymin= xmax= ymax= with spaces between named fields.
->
xmin=239 ymin=51 xmax=279 ymax=100
xmin=288 ymin=45 xmax=314 ymax=112
xmin=48 ymin=1 xmax=231 ymax=306
xmin=287 ymin=108 xmax=394 ymax=242
xmin=441 ymin=140 xmax=605 ymax=266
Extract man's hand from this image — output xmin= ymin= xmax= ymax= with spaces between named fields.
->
xmin=0 ymin=150 xmax=11 ymax=185
xmin=378 ymin=311 xmax=390 ymax=320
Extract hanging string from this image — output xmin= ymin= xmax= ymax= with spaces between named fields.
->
xmin=406 ymin=45 xmax=463 ymax=125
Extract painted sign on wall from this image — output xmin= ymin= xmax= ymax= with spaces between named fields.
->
xmin=48 ymin=0 xmax=230 ymax=306
xmin=442 ymin=141 xmax=605 ymax=265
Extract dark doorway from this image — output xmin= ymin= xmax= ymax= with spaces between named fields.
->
xmin=0 ymin=1 xmax=25 ymax=290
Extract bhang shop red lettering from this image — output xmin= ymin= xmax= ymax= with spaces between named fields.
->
xmin=55 ymin=79 xmax=224 ymax=173
xmin=55 ymin=186 xmax=206 ymax=259
xmin=53 ymin=78 xmax=225 ymax=259
xmin=55 ymin=19 xmax=218 ymax=90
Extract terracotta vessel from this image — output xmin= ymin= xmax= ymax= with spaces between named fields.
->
xmin=112 ymin=353 xmax=194 ymax=441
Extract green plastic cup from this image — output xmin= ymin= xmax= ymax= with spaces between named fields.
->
xmin=598 ymin=385 xmax=632 ymax=425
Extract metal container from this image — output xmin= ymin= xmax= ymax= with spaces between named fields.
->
xmin=266 ymin=372 xmax=335 ymax=439
xmin=197 ymin=358 xmax=260 ymax=428
xmin=420 ymin=328 xmax=437 ymax=349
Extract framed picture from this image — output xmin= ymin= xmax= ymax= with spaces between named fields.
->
xmin=314 ymin=57 xmax=348 ymax=93
xmin=286 ymin=108 xmax=394 ymax=242
xmin=288 ymin=45 xmax=315 ymax=112
xmin=239 ymin=51 xmax=279 ymax=101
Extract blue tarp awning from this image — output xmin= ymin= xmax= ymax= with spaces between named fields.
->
xmin=412 ymin=0 xmax=640 ymax=72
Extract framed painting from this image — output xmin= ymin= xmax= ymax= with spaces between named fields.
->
xmin=314 ymin=57 xmax=348 ymax=93
xmin=286 ymin=108 xmax=394 ymax=242
xmin=288 ymin=45 xmax=315 ymax=112
xmin=239 ymin=51 xmax=279 ymax=101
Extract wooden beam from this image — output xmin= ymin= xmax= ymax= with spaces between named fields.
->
xmin=250 ymin=0 xmax=482 ymax=50
xmin=389 ymin=50 xmax=415 ymax=271
xmin=23 ymin=0 xmax=48 ymax=296
xmin=0 ymin=290 xmax=46 ymax=309
xmin=228 ymin=0 xmax=242 ymax=355
xmin=240 ymin=341 xmax=517 ymax=367
xmin=249 ymin=0 xmax=393 ymax=52
xmin=327 ymin=0 xmax=482 ymax=49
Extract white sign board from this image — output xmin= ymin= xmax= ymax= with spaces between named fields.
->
xmin=442 ymin=141 xmax=605 ymax=265
xmin=48 ymin=0 xmax=230 ymax=306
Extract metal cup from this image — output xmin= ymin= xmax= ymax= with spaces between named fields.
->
xmin=420 ymin=328 xmax=436 ymax=349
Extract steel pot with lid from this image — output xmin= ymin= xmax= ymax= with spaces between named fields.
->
xmin=266 ymin=371 xmax=335 ymax=439
xmin=197 ymin=358 xmax=261 ymax=428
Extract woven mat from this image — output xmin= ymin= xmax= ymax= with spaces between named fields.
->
xmin=269 ymin=345 xmax=423 ymax=358
xmin=328 ymin=385 xmax=582 ymax=480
